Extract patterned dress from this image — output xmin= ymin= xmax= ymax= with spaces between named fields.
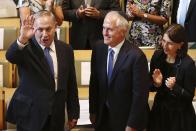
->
xmin=126 ymin=0 xmax=171 ymax=47
xmin=17 ymin=0 xmax=62 ymax=14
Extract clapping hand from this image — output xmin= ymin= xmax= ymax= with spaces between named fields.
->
xmin=18 ymin=15 xmax=35 ymax=44
xmin=128 ymin=3 xmax=140 ymax=17
xmin=76 ymin=5 xmax=85 ymax=18
xmin=165 ymin=77 xmax=176 ymax=90
xmin=152 ymin=69 xmax=163 ymax=87
xmin=84 ymin=7 xmax=100 ymax=18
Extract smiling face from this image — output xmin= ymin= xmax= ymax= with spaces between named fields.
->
xmin=162 ymin=34 xmax=183 ymax=57
xmin=102 ymin=15 xmax=125 ymax=47
xmin=34 ymin=15 xmax=56 ymax=47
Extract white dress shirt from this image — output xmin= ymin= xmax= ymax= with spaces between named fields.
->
xmin=107 ymin=39 xmax=125 ymax=74
xmin=177 ymin=0 xmax=191 ymax=26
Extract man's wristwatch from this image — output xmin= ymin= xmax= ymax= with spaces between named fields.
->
xmin=143 ymin=13 xmax=148 ymax=18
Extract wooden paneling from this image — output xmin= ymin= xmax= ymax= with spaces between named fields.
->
xmin=0 ymin=18 xmax=20 ymax=28
xmin=0 ymin=51 xmax=15 ymax=88
xmin=0 ymin=89 xmax=5 ymax=130
xmin=0 ymin=88 xmax=16 ymax=130
xmin=74 ymin=49 xmax=196 ymax=61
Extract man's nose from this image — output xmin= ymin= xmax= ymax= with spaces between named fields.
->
xmin=42 ymin=30 xmax=48 ymax=36
xmin=103 ymin=30 xmax=109 ymax=36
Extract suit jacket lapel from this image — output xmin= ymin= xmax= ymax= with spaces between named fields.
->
xmin=54 ymin=41 xmax=62 ymax=90
xmin=110 ymin=41 xmax=129 ymax=84
xmin=31 ymin=37 xmax=53 ymax=78
xmin=186 ymin=0 xmax=196 ymax=21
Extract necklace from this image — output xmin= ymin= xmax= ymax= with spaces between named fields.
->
xmin=166 ymin=57 xmax=175 ymax=63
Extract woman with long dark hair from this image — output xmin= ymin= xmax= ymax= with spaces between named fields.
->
xmin=148 ymin=24 xmax=196 ymax=131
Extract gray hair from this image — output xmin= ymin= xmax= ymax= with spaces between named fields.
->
xmin=105 ymin=11 xmax=129 ymax=32
xmin=34 ymin=10 xmax=56 ymax=23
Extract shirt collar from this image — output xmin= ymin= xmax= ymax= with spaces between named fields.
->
xmin=108 ymin=39 xmax=125 ymax=54
xmin=39 ymin=41 xmax=55 ymax=52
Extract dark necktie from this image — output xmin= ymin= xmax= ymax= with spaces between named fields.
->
xmin=44 ymin=47 xmax=54 ymax=77
xmin=108 ymin=48 xmax=114 ymax=83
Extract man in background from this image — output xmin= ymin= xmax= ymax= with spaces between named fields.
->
xmin=172 ymin=0 xmax=196 ymax=48
xmin=6 ymin=11 xmax=79 ymax=131
xmin=89 ymin=11 xmax=149 ymax=131
xmin=62 ymin=0 xmax=121 ymax=49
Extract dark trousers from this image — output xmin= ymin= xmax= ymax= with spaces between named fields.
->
xmin=95 ymin=105 xmax=112 ymax=131
xmin=16 ymin=125 xmax=27 ymax=131
xmin=17 ymin=115 xmax=65 ymax=131
xmin=95 ymin=105 xmax=145 ymax=131
xmin=41 ymin=115 xmax=52 ymax=131
xmin=42 ymin=115 xmax=65 ymax=131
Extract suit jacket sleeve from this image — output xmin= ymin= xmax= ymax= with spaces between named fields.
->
xmin=172 ymin=57 xmax=196 ymax=101
xmin=6 ymin=40 xmax=26 ymax=64
xmin=127 ymin=52 xmax=149 ymax=129
xmin=66 ymin=47 xmax=80 ymax=120
xmin=89 ymin=47 xmax=99 ymax=115
xmin=149 ymin=50 xmax=162 ymax=91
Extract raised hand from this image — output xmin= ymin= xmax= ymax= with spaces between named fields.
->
xmin=152 ymin=69 xmax=163 ymax=87
xmin=128 ymin=3 xmax=140 ymax=17
xmin=18 ymin=15 xmax=35 ymax=44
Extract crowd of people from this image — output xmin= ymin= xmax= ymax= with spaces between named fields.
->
xmin=4 ymin=0 xmax=196 ymax=131
xmin=13 ymin=0 xmax=196 ymax=49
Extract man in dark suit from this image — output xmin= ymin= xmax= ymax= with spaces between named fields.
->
xmin=89 ymin=11 xmax=149 ymax=131
xmin=172 ymin=0 xmax=196 ymax=48
xmin=6 ymin=11 xmax=80 ymax=131
xmin=62 ymin=0 xmax=121 ymax=49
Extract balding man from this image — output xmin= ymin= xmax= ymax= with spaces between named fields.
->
xmin=6 ymin=11 xmax=79 ymax=131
